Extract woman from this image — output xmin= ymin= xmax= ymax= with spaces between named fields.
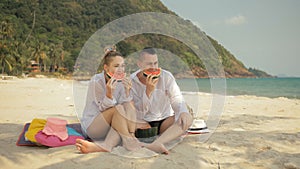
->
xmin=76 ymin=46 xmax=140 ymax=153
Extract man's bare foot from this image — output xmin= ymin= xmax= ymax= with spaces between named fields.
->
xmin=122 ymin=136 xmax=142 ymax=151
xmin=145 ymin=142 xmax=169 ymax=154
xmin=75 ymin=139 xmax=111 ymax=154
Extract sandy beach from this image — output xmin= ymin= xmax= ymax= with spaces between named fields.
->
xmin=0 ymin=77 xmax=299 ymax=169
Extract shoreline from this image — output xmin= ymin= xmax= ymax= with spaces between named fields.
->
xmin=4 ymin=75 xmax=299 ymax=99
xmin=181 ymin=91 xmax=300 ymax=101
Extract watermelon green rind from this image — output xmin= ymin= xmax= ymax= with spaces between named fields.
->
xmin=135 ymin=127 xmax=158 ymax=138
xmin=106 ymin=72 xmax=113 ymax=79
xmin=143 ymin=68 xmax=161 ymax=79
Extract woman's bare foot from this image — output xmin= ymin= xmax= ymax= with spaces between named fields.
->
xmin=75 ymin=139 xmax=111 ymax=154
xmin=122 ymin=136 xmax=142 ymax=151
xmin=144 ymin=142 xmax=169 ymax=154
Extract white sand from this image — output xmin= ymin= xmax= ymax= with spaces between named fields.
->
xmin=0 ymin=77 xmax=299 ymax=169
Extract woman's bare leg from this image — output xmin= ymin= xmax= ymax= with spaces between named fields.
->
xmin=121 ymin=102 xmax=137 ymax=134
xmin=77 ymin=105 xmax=141 ymax=153
xmin=76 ymin=139 xmax=109 ymax=153
xmin=87 ymin=107 xmax=115 ymax=139
xmin=76 ymin=127 xmax=121 ymax=153
xmin=114 ymin=104 xmax=141 ymax=151
xmin=76 ymin=107 xmax=121 ymax=153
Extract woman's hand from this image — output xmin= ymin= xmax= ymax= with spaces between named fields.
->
xmin=122 ymin=77 xmax=132 ymax=97
xmin=106 ymin=77 xmax=117 ymax=99
xmin=136 ymin=120 xmax=151 ymax=129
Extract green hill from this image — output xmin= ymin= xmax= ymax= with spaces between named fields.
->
xmin=0 ymin=0 xmax=271 ymax=78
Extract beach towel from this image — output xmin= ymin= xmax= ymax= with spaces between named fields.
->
xmin=16 ymin=123 xmax=38 ymax=146
xmin=17 ymin=121 xmax=208 ymax=158
xmin=16 ymin=122 xmax=85 ymax=146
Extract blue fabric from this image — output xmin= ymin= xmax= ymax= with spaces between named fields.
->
xmin=67 ymin=127 xmax=83 ymax=136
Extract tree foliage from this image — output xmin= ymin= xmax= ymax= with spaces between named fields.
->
xmin=0 ymin=0 xmax=271 ymax=78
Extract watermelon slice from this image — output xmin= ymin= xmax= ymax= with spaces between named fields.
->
xmin=106 ymin=72 xmax=126 ymax=82
xmin=143 ymin=68 xmax=161 ymax=79
xmin=135 ymin=127 xmax=158 ymax=138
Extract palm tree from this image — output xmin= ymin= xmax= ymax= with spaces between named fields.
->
xmin=10 ymin=41 xmax=22 ymax=75
xmin=40 ymin=51 xmax=49 ymax=72
xmin=48 ymin=43 xmax=56 ymax=72
xmin=31 ymin=41 xmax=49 ymax=72
xmin=0 ymin=20 xmax=13 ymax=40
xmin=0 ymin=19 xmax=14 ymax=75
xmin=56 ymin=43 xmax=64 ymax=71
xmin=0 ymin=48 xmax=13 ymax=74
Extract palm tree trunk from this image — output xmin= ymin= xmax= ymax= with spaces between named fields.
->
xmin=24 ymin=10 xmax=36 ymax=45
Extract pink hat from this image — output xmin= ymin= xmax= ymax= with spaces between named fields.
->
xmin=42 ymin=118 xmax=68 ymax=141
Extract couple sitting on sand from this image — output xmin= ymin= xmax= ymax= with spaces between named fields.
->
xmin=75 ymin=46 xmax=193 ymax=155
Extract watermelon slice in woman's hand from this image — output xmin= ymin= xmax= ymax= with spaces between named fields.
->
xmin=106 ymin=72 xmax=126 ymax=82
xmin=143 ymin=68 xmax=161 ymax=79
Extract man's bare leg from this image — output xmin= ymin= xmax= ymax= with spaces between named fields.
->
xmin=145 ymin=115 xmax=193 ymax=154
xmin=144 ymin=123 xmax=183 ymax=154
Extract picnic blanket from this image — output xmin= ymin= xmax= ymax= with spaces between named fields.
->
xmin=17 ymin=118 xmax=209 ymax=158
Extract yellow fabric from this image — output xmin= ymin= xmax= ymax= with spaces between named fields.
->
xmin=25 ymin=118 xmax=47 ymax=143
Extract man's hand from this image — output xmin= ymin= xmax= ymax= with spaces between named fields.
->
xmin=177 ymin=112 xmax=193 ymax=131
xmin=145 ymin=75 xmax=159 ymax=98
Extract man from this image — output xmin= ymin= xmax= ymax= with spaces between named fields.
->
xmin=130 ymin=47 xmax=193 ymax=154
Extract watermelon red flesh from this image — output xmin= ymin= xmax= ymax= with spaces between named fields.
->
xmin=143 ymin=68 xmax=161 ymax=78
xmin=106 ymin=72 xmax=125 ymax=81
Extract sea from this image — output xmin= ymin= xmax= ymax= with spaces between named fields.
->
xmin=77 ymin=77 xmax=300 ymax=100
xmin=176 ymin=77 xmax=300 ymax=99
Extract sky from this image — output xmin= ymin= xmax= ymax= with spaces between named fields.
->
xmin=160 ymin=0 xmax=300 ymax=77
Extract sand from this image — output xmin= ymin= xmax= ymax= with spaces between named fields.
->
xmin=0 ymin=77 xmax=299 ymax=169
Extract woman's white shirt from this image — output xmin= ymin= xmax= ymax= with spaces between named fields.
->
xmin=81 ymin=72 xmax=132 ymax=133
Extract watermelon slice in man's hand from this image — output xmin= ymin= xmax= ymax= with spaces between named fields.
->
xmin=143 ymin=68 xmax=161 ymax=79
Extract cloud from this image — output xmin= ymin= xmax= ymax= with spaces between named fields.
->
xmin=225 ymin=15 xmax=247 ymax=25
